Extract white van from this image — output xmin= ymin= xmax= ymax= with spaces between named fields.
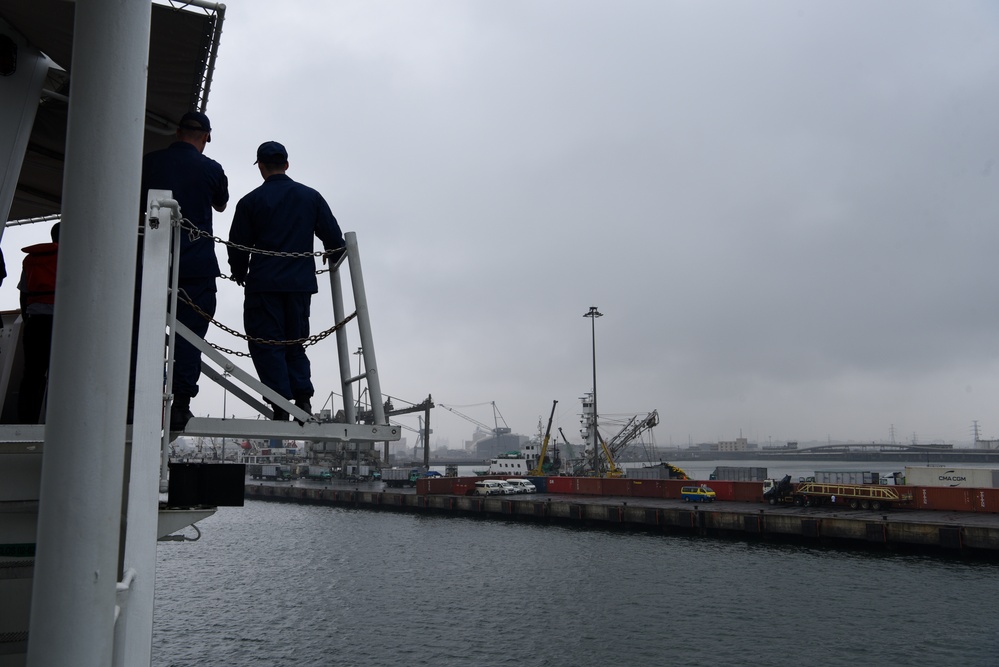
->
xmin=496 ymin=480 xmax=518 ymax=495
xmin=473 ymin=480 xmax=504 ymax=496
xmin=505 ymin=479 xmax=537 ymax=493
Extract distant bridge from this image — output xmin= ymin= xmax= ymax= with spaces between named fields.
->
xmin=765 ymin=443 xmax=955 ymax=455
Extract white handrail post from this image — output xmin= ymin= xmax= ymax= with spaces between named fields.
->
xmin=344 ymin=233 xmax=386 ymax=425
xmin=112 ymin=192 xmax=175 ymax=667
xmin=27 ymin=0 xmax=152 ymax=664
xmin=330 ymin=244 xmax=354 ymax=422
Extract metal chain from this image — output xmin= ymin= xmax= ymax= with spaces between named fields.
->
xmin=177 ymin=218 xmax=335 ymax=278
xmin=171 ymin=219 xmax=347 ymax=354
xmin=219 ymin=268 xmax=329 ymax=282
xmin=176 ymin=289 xmax=358 ymax=357
xmin=178 ymin=217 xmax=335 ymax=259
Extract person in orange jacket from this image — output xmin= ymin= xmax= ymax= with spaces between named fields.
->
xmin=17 ymin=223 xmax=59 ymax=423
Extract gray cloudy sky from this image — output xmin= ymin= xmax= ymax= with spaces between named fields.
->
xmin=9 ymin=0 xmax=999 ymax=449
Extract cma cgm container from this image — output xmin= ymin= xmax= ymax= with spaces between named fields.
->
xmin=814 ymin=471 xmax=881 ymax=485
xmin=904 ymin=467 xmax=999 ymax=489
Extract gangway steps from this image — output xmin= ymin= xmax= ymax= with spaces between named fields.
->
xmin=180 ymin=416 xmax=399 ymax=443
xmin=0 ymin=559 xmax=32 ymax=659
xmin=0 ymin=630 xmax=28 ymax=656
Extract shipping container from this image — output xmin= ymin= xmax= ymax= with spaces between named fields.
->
xmin=629 ymin=479 xmax=664 ymax=498
xmin=710 ymin=466 xmax=768 ymax=482
xmin=814 ymin=471 xmax=882 ymax=485
xmin=705 ymin=480 xmax=735 ymax=501
xmin=574 ymin=477 xmax=603 ymax=496
xmin=912 ymin=485 xmax=976 ymax=512
xmin=601 ymin=477 xmax=631 ymax=497
xmin=526 ymin=476 xmax=547 ymax=493
xmin=904 ymin=467 xmax=999 ymax=489
xmin=626 ymin=467 xmax=667 ymax=480
xmin=663 ymin=480 xmax=687 ymax=500
xmin=970 ymin=488 xmax=999 ymax=513
xmin=731 ymin=481 xmax=763 ymax=503
xmin=546 ymin=477 xmax=576 ymax=494
xmin=424 ymin=477 xmax=457 ymax=495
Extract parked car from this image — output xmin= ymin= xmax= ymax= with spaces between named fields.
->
xmin=473 ymin=480 xmax=505 ymax=496
xmin=680 ymin=485 xmax=716 ymax=502
xmin=505 ymin=479 xmax=537 ymax=493
xmin=497 ymin=481 xmax=518 ymax=495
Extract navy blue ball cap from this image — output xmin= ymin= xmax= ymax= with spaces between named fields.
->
xmin=178 ymin=111 xmax=212 ymax=133
xmin=255 ymin=141 xmax=288 ymax=165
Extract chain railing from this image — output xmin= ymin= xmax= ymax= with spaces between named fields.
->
xmin=179 ymin=218 xmax=338 ymax=276
xmin=173 ymin=218 xmax=354 ymax=356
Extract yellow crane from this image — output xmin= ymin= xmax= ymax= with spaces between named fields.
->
xmin=528 ymin=400 xmax=558 ymax=476
xmin=597 ymin=432 xmax=624 ymax=477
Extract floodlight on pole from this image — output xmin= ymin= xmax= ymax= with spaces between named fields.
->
xmin=583 ymin=306 xmax=603 ymax=475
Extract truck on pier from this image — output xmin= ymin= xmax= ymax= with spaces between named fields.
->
xmin=763 ymin=475 xmax=912 ymax=510
xmin=248 ymin=464 xmax=291 ymax=481
xmin=305 ymin=465 xmax=332 ymax=481
xmin=381 ymin=467 xmax=421 ymax=488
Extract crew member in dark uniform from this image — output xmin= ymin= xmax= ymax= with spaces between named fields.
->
xmin=140 ymin=111 xmax=229 ymax=431
xmin=17 ymin=223 xmax=60 ymax=423
xmin=227 ymin=141 xmax=344 ymax=421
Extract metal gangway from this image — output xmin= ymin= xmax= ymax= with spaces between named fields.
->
xmin=0 ymin=195 xmax=400 ymax=666
xmin=141 ymin=193 xmax=400 ymax=486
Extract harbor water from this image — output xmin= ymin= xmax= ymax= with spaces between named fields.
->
xmin=152 ymin=500 xmax=999 ymax=666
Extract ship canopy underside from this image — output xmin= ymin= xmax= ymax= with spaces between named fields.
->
xmin=0 ymin=0 xmax=223 ymax=222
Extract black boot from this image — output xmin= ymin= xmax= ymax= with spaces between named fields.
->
xmin=271 ymin=405 xmax=290 ymax=421
xmin=170 ymin=395 xmax=193 ymax=432
xmin=294 ymin=396 xmax=312 ymax=425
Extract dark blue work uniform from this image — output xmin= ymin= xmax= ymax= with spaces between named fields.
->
xmin=227 ymin=174 xmax=344 ymax=402
xmin=141 ymin=141 xmax=229 ymax=400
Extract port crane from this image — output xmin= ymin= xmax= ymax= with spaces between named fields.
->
xmin=528 ymin=400 xmax=559 ymax=476
xmin=438 ymin=401 xmax=511 ymax=436
xmin=581 ymin=409 xmax=660 ymax=477
xmin=605 ymin=410 xmax=659 ymax=462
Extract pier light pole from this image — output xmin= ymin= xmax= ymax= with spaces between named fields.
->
xmin=584 ymin=306 xmax=603 ymax=476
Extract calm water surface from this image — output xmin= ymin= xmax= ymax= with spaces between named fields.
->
xmin=153 ymin=501 xmax=999 ymax=667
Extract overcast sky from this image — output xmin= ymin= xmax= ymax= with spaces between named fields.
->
xmin=9 ymin=0 xmax=999 ymax=450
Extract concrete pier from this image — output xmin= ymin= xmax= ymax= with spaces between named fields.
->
xmin=243 ymin=484 xmax=999 ymax=555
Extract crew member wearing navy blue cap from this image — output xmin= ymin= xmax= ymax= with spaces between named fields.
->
xmin=227 ymin=141 xmax=344 ymax=421
xmin=140 ymin=111 xmax=229 ymax=430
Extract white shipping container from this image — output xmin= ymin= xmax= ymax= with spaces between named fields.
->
xmin=712 ymin=466 xmax=768 ymax=481
xmin=904 ymin=466 xmax=999 ymax=488
xmin=814 ymin=471 xmax=881 ymax=485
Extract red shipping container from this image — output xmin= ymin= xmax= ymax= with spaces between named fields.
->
xmin=913 ymin=486 xmax=975 ymax=512
xmin=664 ymin=480 xmax=686 ymax=500
xmin=546 ymin=477 xmax=575 ymax=494
xmin=973 ymin=488 xmax=999 ymax=513
xmin=706 ymin=480 xmax=734 ymax=501
xmin=575 ymin=477 xmax=603 ymax=496
xmin=731 ymin=481 xmax=764 ymax=503
xmin=424 ymin=478 xmax=443 ymax=495
xmin=630 ymin=479 xmax=664 ymax=498
xmin=602 ymin=478 xmax=631 ymax=497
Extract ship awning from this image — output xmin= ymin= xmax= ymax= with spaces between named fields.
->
xmin=0 ymin=0 xmax=224 ymax=222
